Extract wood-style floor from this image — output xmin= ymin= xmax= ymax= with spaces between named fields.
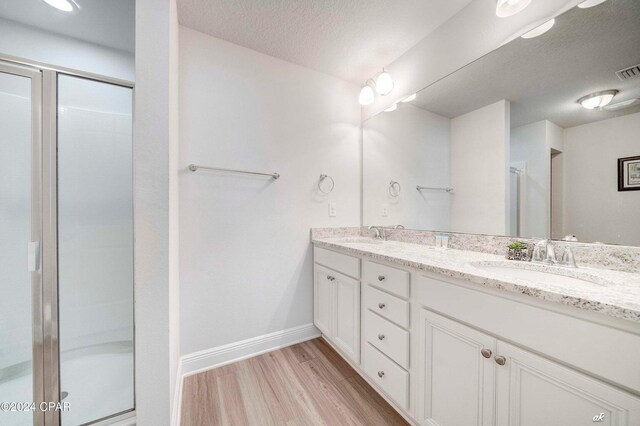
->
xmin=180 ymin=338 xmax=409 ymax=425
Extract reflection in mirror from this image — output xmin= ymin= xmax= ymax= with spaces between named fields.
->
xmin=362 ymin=0 xmax=640 ymax=246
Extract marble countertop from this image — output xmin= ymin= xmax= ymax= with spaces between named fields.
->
xmin=312 ymin=236 xmax=640 ymax=323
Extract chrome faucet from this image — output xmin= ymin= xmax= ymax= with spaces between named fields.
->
xmin=368 ymin=225 xmax=386 ymax=241
xmin=532 ymin=239 xmax=576 ymax=267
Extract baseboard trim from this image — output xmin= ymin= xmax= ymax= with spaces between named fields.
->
xmin=180 ymin=323 xmax=321 ymax=377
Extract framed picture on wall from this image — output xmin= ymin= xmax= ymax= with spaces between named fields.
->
xmin=618 ymin=155 xmax=640 ymax=191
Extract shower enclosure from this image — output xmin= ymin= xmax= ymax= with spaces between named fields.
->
xmin=0 ymin=59 xmax=134 ymax=426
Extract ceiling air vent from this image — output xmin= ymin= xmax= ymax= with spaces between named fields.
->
xmin=616 ymin=64 xmax=640 ymax=81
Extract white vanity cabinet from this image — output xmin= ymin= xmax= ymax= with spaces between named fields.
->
xmin=313 ymin=247 xmax=361 ymax=364
xmin=313 ymin=243 xmax=640 ymax=426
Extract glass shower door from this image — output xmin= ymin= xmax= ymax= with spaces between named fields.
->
xmin=57 ymin=75 xmax=134 ymax=426
xmin=0 ymin=65 xmax=43 ymax=426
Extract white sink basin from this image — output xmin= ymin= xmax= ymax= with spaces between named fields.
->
xmin=469 ymin=261 xmax=606 ymax=288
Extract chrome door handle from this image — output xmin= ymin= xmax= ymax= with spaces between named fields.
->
xmin=495 ymin=356 xmax=506 ymax=366
xmin=481 ymin=348 xmax=492 ymax=359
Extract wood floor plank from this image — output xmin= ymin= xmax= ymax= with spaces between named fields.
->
xmin=181 ymin=338 xmax=408 ymax=426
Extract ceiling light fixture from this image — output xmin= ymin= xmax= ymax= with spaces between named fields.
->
xmin=41 ymin=0 xmax=75 ymax=12
xmin=358 ymin=85 xmax=375 ymax=106
xmin=496 ymin=0 xmax=532 ymax=18
xmin=376 ymin=70 xmax=394 ymax=96
xmin=384 ymin=104 xmax=398 ymax=112
xmin=577 ymin=0 xmax=608 ymax=8
xmin=602 ymin=98 xmax=640 ymax=111
xmin=578 ymin=90 xmax=618 ymax=109
xmin=401 ymin=93 xmax=417 ymax=103
xmin=521 ymin=19 xmax=555 ymax=39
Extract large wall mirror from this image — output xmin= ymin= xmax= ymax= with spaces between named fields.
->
xmin=363 ymin=0 xmax=640 ymax=246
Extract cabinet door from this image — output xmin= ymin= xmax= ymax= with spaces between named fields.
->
xmin=314 ymin=265 xmax=333 ymax=338
xmin=333 ymin=273 xmax=361 ymax=363
xmin=496 ymin=341 xmax=640 ymax=426
xmin=417 ymin=309 xmax=496 ymax=426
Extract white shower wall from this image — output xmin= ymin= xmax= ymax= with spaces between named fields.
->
xmin=179 ymin=27 xmax=361 ymax=357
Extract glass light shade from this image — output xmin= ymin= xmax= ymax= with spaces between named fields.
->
xmin=376 ymin=71 xmax=394 ymax=95
xmin=358 ymin=85 xmax=375 ymax=106
xmin=401 ymin=93 xmax=417 ymax=103
xmin=521 ymin=19 xmax=555 ymax=39
xmin=603 ymin=98 xmax=639 ymax=111
xmin=384 ymin=104 xmax=398 ymax=112
xmin=496 ymin=0 xmax=532 ymax=17
xmin=41 ymin=0 xmax=74 ymax=11
xmin=578 ymin=90 xmax=618 ymax=109
xmin=578 ymin=0 xmax=608 ymax=8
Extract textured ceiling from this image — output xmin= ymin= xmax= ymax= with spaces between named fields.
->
xmin=407 ymin=0 xmax=640 ymax=129
xmin=0 ymin=0 xmax=134 ymax=52
xmin=177 ymin=0 xmax=474 ymax=84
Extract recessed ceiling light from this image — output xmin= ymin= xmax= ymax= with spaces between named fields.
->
xmin=602 ymin=98 xmax=640 ymax=111
xmin=41 ymin=0 xmax=75 ymax=12
xmin=496 ymin=0 xmax=532 ymax=18
xmin=358 ymin=85 xmax=375 ymax=106
xmin=578 ymin=90 xmax=618 ymax=109
xmin=376 ymin=71 xmax=394 ymax=96
xmin=401 ymin=93 xmax=417 ymax=103
xmin=384 ymin=104 xmax=398 ymax=112
xmin=578 ymin=0 xmax=608 ymax=8
xmin=521 ymin=19 xmax=555 ymax=39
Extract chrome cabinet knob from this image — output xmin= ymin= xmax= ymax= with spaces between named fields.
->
xmin=378 ymin=303 xmax=385 ymax=309
xmin=326 ymin=275 xmax=335 ymax=281
xmin=378 ymin=275 xmax=385 ymax=281
xmin=495 ymin=356 xmax=506 ymax=366
xmin=481 ymin=348 xmax=492 ymax=359
xmin=378 ymin=334 xmax=385 ymax=340
xmin=378 ymin=371 xmax=385 ymax=378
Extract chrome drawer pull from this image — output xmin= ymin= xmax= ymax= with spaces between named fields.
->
xmin=378 ymin=303 xmax=385 ymax=309
xmin=377 ymin=371 xmax=385 ymax=378
xmin=378 ymin=275 xmax=385 ymax=281
xmin=378 ymin=334 xmax=385 ymax=340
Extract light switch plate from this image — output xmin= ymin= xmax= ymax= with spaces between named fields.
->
xmin=328 ymin=202 xmax=336 ymax=217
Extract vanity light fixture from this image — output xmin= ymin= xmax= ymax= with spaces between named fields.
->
xmin=384 ymin=104 xmax=398 ymax=112
xmin=41 ymin=0 xmax=76 ymax=12
xmin=376 ymin=70 xmax=394 ymax=96
xmin=578 ymin=90 xmax=618 ymax=109
xmin=577 ymin=0 xmax=608 ymax=8
xmin=496 ymin=0 xmax=532 ymax=18
xmin=521 ymin=19 xmax=555 ymax=39
xmin=401 ymin=93 xmax=417 ymax=103
xmin=358 ymin=84 xmax=375 ymax=106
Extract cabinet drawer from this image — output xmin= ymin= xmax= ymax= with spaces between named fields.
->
xmin=364 ymin=284 xmax=409 ymax=329
xmin=363 ymin=260 xmax=409 ymax=298
xmin=364 ymin=343 xmax=409 ymax=410
xmin=314 ymin=246 xmax=360 ymax=279
xmin=364 ymin=310 xmax=409 ymax=369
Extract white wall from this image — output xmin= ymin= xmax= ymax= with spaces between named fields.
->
xmin=511 ymin=120 xmax=563 ymax=238
xmin=363 ymin=104 xmax=451 ymax=230
xmin=451 ymin=100 xmax=509 ymax=235
xmin=134 ymin=0 xmax=180 ymax=424
xmin=363 ymin=0 xmax=574 ymax=118
xmin=179 ymin=27 xmax=361 ymax=356
xmin=0 ymin=17 xmax=134 ymax=81
xmin=561 ymin=112 xmax=640 ymax=246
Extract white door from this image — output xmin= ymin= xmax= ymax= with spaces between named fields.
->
xmin=333 ymin=273 xmax=360 ymax=363
xmin=314 ymin=265 xmax=334 ymax=337
xmin=495 ymin=341 xmax=640 ymax=426
xmin=417 ymin=309 xmax=496 ymax=426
